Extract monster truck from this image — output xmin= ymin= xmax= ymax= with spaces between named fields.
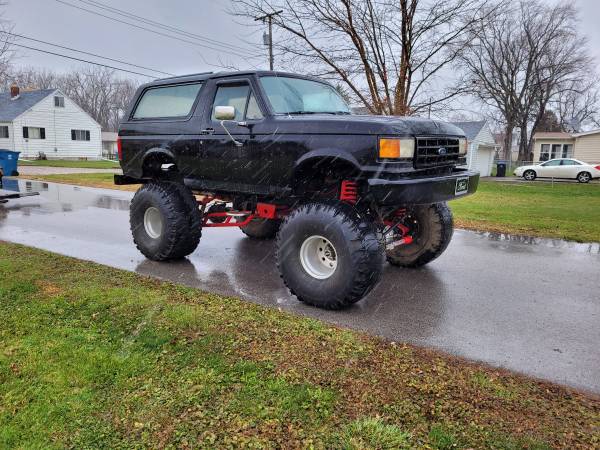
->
xmin=116 ymin=70 xmax=479 ymax=309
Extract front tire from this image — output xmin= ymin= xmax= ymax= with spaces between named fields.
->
xmin=577 ymin=172 xmax=591 ymax=183
xmin=276 ymin=201 xmax=384 ymax=310
xmin=523 ymin=170 xmax=536 ymax=181
xmin=386 ymin=203 xmax=454 ymax=268
xmin=130 ymin=182 xmax=202 ymax=261
xmin=240 ymin=218 xmax=281 ymax=239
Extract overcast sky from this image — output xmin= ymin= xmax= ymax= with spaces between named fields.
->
xmin=4 ymin=0 xmax=600 ymax=83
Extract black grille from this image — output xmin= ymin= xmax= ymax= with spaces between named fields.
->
xmin=415 ymin=137 xmax=460 ymax=168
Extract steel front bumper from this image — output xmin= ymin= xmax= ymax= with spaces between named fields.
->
xmin=367 ymin=169 xmax=480 ymax=205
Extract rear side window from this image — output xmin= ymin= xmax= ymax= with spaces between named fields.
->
xmin=133 ymin=83 xmax=202 ymax=119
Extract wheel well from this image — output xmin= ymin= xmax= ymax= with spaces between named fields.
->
xmin=293 ymin=158 xmax=360 ymax=195
xmin=142 ymin=152 xmax=177 ymax=178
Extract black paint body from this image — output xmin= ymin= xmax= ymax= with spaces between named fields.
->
xmin=117 ymin=71 xmax=479 ymax=205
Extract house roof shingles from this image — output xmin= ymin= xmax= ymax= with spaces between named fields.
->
xmin=0 ymin=89 xmax=56 ymax=122
xmin=450 ymin=120 xmax=487 ymax=141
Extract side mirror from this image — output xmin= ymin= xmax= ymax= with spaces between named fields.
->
xmin=214 ymin=105 xmax=236 ymax=121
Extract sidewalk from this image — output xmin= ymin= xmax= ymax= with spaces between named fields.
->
xmin=17 ymin=166 xmax=121 ymax=176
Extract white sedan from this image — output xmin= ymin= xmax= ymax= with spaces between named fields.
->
xmin=514 ymin=158 xmax=600 ymax=183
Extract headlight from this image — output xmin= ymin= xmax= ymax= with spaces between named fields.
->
xmin=379 ymin=138 xmax=415 ymax=159
xmin=459 ymin=138 xmax=468 ymax=155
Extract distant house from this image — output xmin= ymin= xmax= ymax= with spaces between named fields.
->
xmin=0 ymin=85 xmax=102 ymax=159
xmin=101 ymin=131 xmax=118 ymax=159
xmin=532 ymin=130 xmax=600 ymax=164
xmin=451 ymin=120 xmax=497 ymax=177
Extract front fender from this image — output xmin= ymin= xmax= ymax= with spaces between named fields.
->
xmin=294 ymin=149 xmax=361 ymax=173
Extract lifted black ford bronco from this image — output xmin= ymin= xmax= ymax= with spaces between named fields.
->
xmin=116 ymin=71 xmax=479 ymax=309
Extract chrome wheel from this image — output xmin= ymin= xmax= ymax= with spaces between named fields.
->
xmin=299 ymin=235 xmax=338 ymax=279
xmin=143 ymin=206 xmax=163 ymax=239
xmin=578 ymin=172 xmax=591 ymax=183
xmin=524 ymin=170 xmax=536 ymax=181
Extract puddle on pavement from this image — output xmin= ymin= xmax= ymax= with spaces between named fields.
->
xmin=0 ymin=178 xmax=130 ymax=216
xmin=473 ymin=230 xmax=600 ymax=254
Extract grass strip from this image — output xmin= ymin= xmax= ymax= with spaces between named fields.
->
xmin=1 ymin=242 xmax=598 ymax=448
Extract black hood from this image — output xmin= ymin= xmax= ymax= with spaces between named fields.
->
xmin=270 ymin=114 xmax=465 ymax=137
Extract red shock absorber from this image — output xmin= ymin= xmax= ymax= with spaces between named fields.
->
xmin=340 ymin=180 xmax=358 ymax=204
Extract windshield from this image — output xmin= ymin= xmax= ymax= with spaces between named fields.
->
xmin=259 ymin=76 xmax=351 ymax=115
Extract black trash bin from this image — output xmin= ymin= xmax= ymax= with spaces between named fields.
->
xmin=496 ymin=160 xmax=507 ymax=177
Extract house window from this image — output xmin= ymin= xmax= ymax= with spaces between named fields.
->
xmin=540 ymin=143 xmax=573 ymax=161
xmin=23 ymin=127 xmax=45 ymax=139
xmin=562 ymin=144 xmax=573 ymax=158
xmin=71 ymin=129 xmax=91 ymax=141
xmin=54 ymin=96 xmax=65 ymax=107
xmin=0 ymin=126 xmax=8 ymax=138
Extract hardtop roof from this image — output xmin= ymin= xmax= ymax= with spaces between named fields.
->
xmin=145 ymin=70 xmax=327 ymax=88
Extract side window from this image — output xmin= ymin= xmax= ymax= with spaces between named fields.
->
xmin=561 ymin=159 xmax=580 ymax=166
xmin=133 ymin=83 xmax=202 ymax=119
xmin=212 ymin=85 xmax=249 ymax=122
xmin=246 ymin=93 xmax=263 ymax=120
xmin=541 ymin=160 xmax=561 ymax=167
xmin=211 ymin=84 xmax=263 ymax=121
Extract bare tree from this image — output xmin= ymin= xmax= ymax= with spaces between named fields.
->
xmin=553 ymin=76 xmax=600 ymax=132
xmin=460 ymin=0 xmax=591 ymax=160
xmin=60 ymin=66 xmax=138 ymax=131
xmin=232 ymin=0 xmax=498 ymax=116
xmin=0 ymin=1 xmax=15 ymax=80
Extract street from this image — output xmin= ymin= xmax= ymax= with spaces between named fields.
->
xmin=1 ymin=179 xmax=599 ymax=394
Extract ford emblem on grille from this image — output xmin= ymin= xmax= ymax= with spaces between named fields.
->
xmin=438 ymin=147 xmax=448 ymax=155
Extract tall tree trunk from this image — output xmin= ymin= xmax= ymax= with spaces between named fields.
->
xmin=503 ymin=124 xmax=514 ymax=161
xmin=518 ymin=124 xmax=530 ymax=162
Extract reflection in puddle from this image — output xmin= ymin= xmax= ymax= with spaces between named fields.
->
xmin=474 ymin=231 xmax=600 ymax=254
xmin=0 ymin=178 xmax=130 ymax=216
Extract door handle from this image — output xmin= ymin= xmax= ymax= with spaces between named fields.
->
xmin=201 ymin=127 xmax=214 ymax=135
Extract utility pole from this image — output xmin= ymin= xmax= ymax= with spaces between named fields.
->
xmin=255 ymin=10 xmax=283 ymax=70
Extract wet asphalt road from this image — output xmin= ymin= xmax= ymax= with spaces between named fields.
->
xmin=1 ymin=179 xmax=599 ymax=394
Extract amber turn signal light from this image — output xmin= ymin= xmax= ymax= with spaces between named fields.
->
xmin=379 ymin=139 xmax=400 ymax=158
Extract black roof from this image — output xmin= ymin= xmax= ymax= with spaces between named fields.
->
xmin=147 ymin=71 xmax=326 ymax=87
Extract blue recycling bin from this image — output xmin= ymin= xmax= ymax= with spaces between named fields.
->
xmin=0 ymin=150 xmax=20 ymax=177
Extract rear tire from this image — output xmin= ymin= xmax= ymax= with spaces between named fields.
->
xmin=577 ymin=171 xmax=591 ymax=183
xmin=276 ymin=201 xmax=384 ymax=310
xmin=523 ymin=170 xmax=536 ymax=181
xmin=240 ymin=218 xmax=281 ymax=239
xmin=386 ymin=203 xmax=453 ymax=268
xmin=130 ymin=182 xmax=202 ymax=261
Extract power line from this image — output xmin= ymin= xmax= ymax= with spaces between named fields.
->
xmin=76 ymin=0 xmax=255 ymax=54
xmin=4 ymin=32 xmax=175 ymax=76
xmin=54 ymin=0 xmax=261 ymax=60
xmin=11 ymin=43 xmax=156 ymax=78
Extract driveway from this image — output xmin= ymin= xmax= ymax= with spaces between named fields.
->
xmin=1 ymin=179 xmax=599 ymax=394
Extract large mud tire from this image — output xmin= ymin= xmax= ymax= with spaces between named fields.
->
xmin=386 ymin=202 xmax=453 ymax=268
xmin=276 ymin=201 xmax=384 ymax=310
xmin=130 ymin=182 xmax=201 ymax=261
xmin=240 ymin=218 xmax=281 ymax=239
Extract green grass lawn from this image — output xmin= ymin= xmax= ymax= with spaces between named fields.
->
xmin=452 ymin=180 xmax=600 ymax=242
xmin=1 ymin=242 xmax=599 ymax=448
xmin=19 ymin=159 xmax=120 ymax=169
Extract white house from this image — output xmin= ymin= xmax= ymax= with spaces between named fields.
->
xmin=452 ymin=120 xmax=498 ymax=177
xmin=0 ymin=85 xmax=102 ymax=159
